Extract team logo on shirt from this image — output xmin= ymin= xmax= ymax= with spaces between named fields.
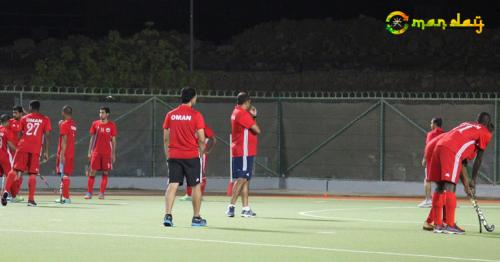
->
xmin=171 ymin=115 xmax=192 ymax=121
xmin=106 ymin=128 xmax=111 ymax=133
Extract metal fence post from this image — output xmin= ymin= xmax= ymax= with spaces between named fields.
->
xmin=152 ymin=97 xmax=157 ymax=177
xmin=379 ymin=99 xmax=385 ymax=181
xmin=277 ymin=97 xmax=286 ymax=189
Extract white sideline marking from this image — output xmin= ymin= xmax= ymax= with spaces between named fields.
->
xmin=317 ymin=231 xmax=336 ymax=234
xmin=299 ymin=206 xmax=478 ymax=226
xmin=0 ymin=229 xmax=498 ymax=262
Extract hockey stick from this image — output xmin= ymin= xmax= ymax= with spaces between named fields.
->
xmin=470 ymin=195 xmax=495 ymax=233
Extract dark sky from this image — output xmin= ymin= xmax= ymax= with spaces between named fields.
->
xmin=0 ymin=0 xmax=498 ymax=45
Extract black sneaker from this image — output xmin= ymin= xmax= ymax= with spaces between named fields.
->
xmin=192 ymin=216 xmax=207 ymax=227
xmin=1 ymin=192 xmax=8 ymax=206
xmin=226 ymin=205 xmax=235 ymax=217
xmin=163 ymin=214 xmax=173 ymax=227
xmin=27 ymin=200 xmax=37 ymax=207
xmin=241 ymin=209 xmax=257 ymax=218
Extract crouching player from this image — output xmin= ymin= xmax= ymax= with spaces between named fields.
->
xmin=55 ymin=106 xmax=76 ymax=204
xmin=180 ymin=125 xmax=216 ymax=201
xmin=427 ymin=112 xmax=493 ymax=234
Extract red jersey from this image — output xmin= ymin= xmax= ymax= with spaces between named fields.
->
xmin=426 ymin=127 xmax=445 ymax=144
xmin=0 ymin=126 xmax=15 ymax=157
xmin=17 ymin=113 xmax=52 ymax=154
xmin=8 ymin=118 xmax=21 ymax=146
xmin=90 ymin=120 xmax=117 ymax=155
xmin=57 ymin=119 xmax=77 ymax=158
xmin=205 ymin=126 xmax=215 ymax=141
xmin=163 ymin=105 xmax=205 ymax=159
xmin=231 ymin=105 xmax=258 ymax=157
xmin=437 ymin=122 xmax=492 ymax=161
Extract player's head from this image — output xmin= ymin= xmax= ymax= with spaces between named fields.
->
xmin=476 ymin=112 xmax=491 ymax=127
xmin=12 ymin=105 xmax=24 ymax=120
xmin=181 ymin=87 xmax=197 ymax=105
xmin=29 ymin=100 xmax=40 ymax=112
xmin=99 ymin=106 xmax=110 ymax=121
xmin=0 ymin=114 xmax=10 ymax=126
xmin=430 ymin=117 xmax=442 ymax=129
xmin=237 ymin=92 xmax=251 ymax=109
xmin=62 ymin=105 xmax=73 ymax=119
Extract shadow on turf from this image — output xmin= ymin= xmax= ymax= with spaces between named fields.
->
xmin=256 ymin=216 xmax=347 ymax=223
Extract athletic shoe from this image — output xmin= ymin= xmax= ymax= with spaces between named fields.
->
xmin=98 ymin=193 xmax=105 ymax=200
xmin=163 ymin=214 xmax=174 ymax=227
xmin=84 ymin=193 xmax=92 ymax=199
xmin=55 ymin=198 xmax=71 ymax=204
xmin=6 ymin=195 xmax=12 ymax=202
xmin=11 ymin=196 xmax=24 ymax=203
xmin=433 ymin=225 xmax=445 ymax=233
xmin=1 ymin=192 xmax=8 ymax=206
xmin=27 ymin=200 xmax=37 ymax=207
xmin=423 ymin=222 xmax=434 ymax=231
xmin=241 ymin=209 xmax=257 ymax=218
xmin=179 ymin=195 xmax=192 ymax=201
xmin=417 ymin=199 xmax=432 ymax=208
xmin=192 ymin=216 xmax=207 ymax=227
xmin=444 ymin=224 xmax=465 ymax=235
xmin=226 ymin=205 xmax=235 ymax=217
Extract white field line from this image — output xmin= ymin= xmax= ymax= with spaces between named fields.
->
xmin=0 ymin=228 xmax=498 ymax=262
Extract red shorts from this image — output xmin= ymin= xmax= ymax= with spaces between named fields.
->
xmin=0 ymin=154 xmax=11 ymax=176
xmin=91 ymin=153 xmax=112 ymax=172
xmin=428 ymin=145 xmax=462 ymax=184
xmin=56 ymin=156 xmax=74 ymax=175
xmin=13 ymin=151 xmax=40 ymax=174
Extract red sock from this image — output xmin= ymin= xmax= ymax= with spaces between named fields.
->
xmin=100 ymin=174 xmax=108 ymax=194
xmin=88 ymin=176 xmax=95 ymax=193
xmin=11 ymin=175 xmax=23 ymax=198
xmin=62 ymin=176 xmax=70 ymax=199
xmin=444 ymin=191 xmax=457 ymax=227
xmin=431 ymin=192 xmax=444 ymax=226
xmin=28 ymin=174 xmax=36 ymax=202
xmin=201 ymin=177 xmax=207 ymax=195
xmin=4 ymin=170 xmax=17 ymax=194
xmin=186 ymin=186 xmax=192 ymax=196
xmin=426 ymin=192 xmax=438 ymax=224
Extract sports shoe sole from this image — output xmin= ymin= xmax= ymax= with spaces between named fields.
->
xmin=163 ymin=220 xmax=174 ymax=227
xmin=192 ymin=223 xmax=207 ymax=227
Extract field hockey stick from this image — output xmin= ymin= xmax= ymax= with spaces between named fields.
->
xmin=470 ymin=194 xmax=495 ymax=233
xmin=38 ymin=159 xmax=58 ymax=194
xmin=58 ymin=162 xmax=64 ymax=203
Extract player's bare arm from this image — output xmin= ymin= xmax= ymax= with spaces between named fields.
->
xmin=111 ymin=136 xmax=117 ymax=163
xmin=470 ymin=149 xmax=484 ymax=193
xmin=163 ymin=128 xmax=170 ymax=159
xmin=60 ymin=134 xmax=67 ymax=164
xmin=460 ymin=162 xmax=473 ymax=197
xmin=196 ymin=129 xmax=206 ymax=155
xmin=205 ymin=136 xmax=216 ymax=154
xmin=7 ymin=140 xmax=16 ymax=152
xmin=43 ymin=131 xmax=50 ymax=162
xmin=88 ymin=135 xmax=95 ymax=160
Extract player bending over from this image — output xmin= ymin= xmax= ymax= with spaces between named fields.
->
xmin=1 ymin=100 xmax=51 ymax=207
xmin=85 ymin=107 xmax=117 ymax=200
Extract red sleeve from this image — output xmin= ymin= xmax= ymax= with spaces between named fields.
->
xmin=45 ymin=117 xmax=52 ymax=133
xmin=237 ymin=111 xmax=255 ymax=129
xmin=425 ymin=132 xmax=432 ymax=144
xmin=478 ymin=129 xmax=492 ymax=150
xmin=20 ymin=117 xmax=27 ymax=133
xmin=89 ymin=122 xmax=96 ymax=135
xmin=204 ymin=126 xmax=214 ymax=138
xmin=6 ymin=129 xmax=15 ymax=143
xmin=60 ymin=122 xmax=69 ymax=136
xmin=111 ymin=122 xmax=117 ymax=136
xmin=195 ymin=113 xmax=205 ymax=130
xmin=163 ymin=114 xmax=170 ymax=129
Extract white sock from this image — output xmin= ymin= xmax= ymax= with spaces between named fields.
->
xmin=228 ymin=204 xmax=235 ymax=208
xmin=242 ymin=206 xmax=250 ymax=211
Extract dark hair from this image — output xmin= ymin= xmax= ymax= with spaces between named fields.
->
xmin=63 ymin=105 xmax=73 ymax=115
xmin=477 ymin=112 xmax=491 ymax=126
xmin=12 ymin=106 xmax=23 ymax=113
xmin=181 ymin=87 xmax=197 ymax=103
xmin=237 ymin=92 xmax=250 ymax=105
xmin=0 ymin=114 xmax=10 ymax=123
xmin=431 ymin=117 xmax=443 ymax=128
xmin=29 ymin=100 xmax=40 ymax=111
xmin=100 ymin=106 xmax=110 ymax=114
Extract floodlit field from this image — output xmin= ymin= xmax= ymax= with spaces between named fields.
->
xmin=1 ymin=195 xmax=500 ymax=262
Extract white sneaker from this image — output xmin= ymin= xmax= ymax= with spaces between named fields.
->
xmin=418 ymin=199 xmax=432 ymax=208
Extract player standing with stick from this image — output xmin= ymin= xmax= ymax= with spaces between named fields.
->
xmin=0 ymin=115 xmax=17 ymax=192
xmin=7 ymin=106 xmax=24 ymax=202
xmin=85 ymin=107 xmax=117 ymax=200
xmin=1 ymin=100 xmax=51 ymax=207
xmin=226 ymin=92 xmax=260 ymax=218
xmin=55 ymin=106 xmax=76 ymax=204
xmin=163 ymin=87 xmax=207 ymax=227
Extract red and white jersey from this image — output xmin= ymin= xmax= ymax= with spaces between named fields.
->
xmin=0 ymin=126 xmax=15 ymax=157
xmin=231 ymin=105 xmax=258 ymax=157
xmin=8 ymin=118 xmax=21 ymax=146
xmin=163 ymin=104 xmax=205 ymax=159
xmin=89 ymin=120 xmax=117 ymax=155
xmin=57 ymin=119 xmax=77 ymax=159
xmin=17 ymin=113 xmax=52 ymax=154
xmin=437 ymin=122 xmax=492 ymax=161
xmin=426 ymin=127 xmax=445 ymax=144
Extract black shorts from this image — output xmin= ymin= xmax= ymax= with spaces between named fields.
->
xmin=168 ymin=158 xmax=201 ymax=187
